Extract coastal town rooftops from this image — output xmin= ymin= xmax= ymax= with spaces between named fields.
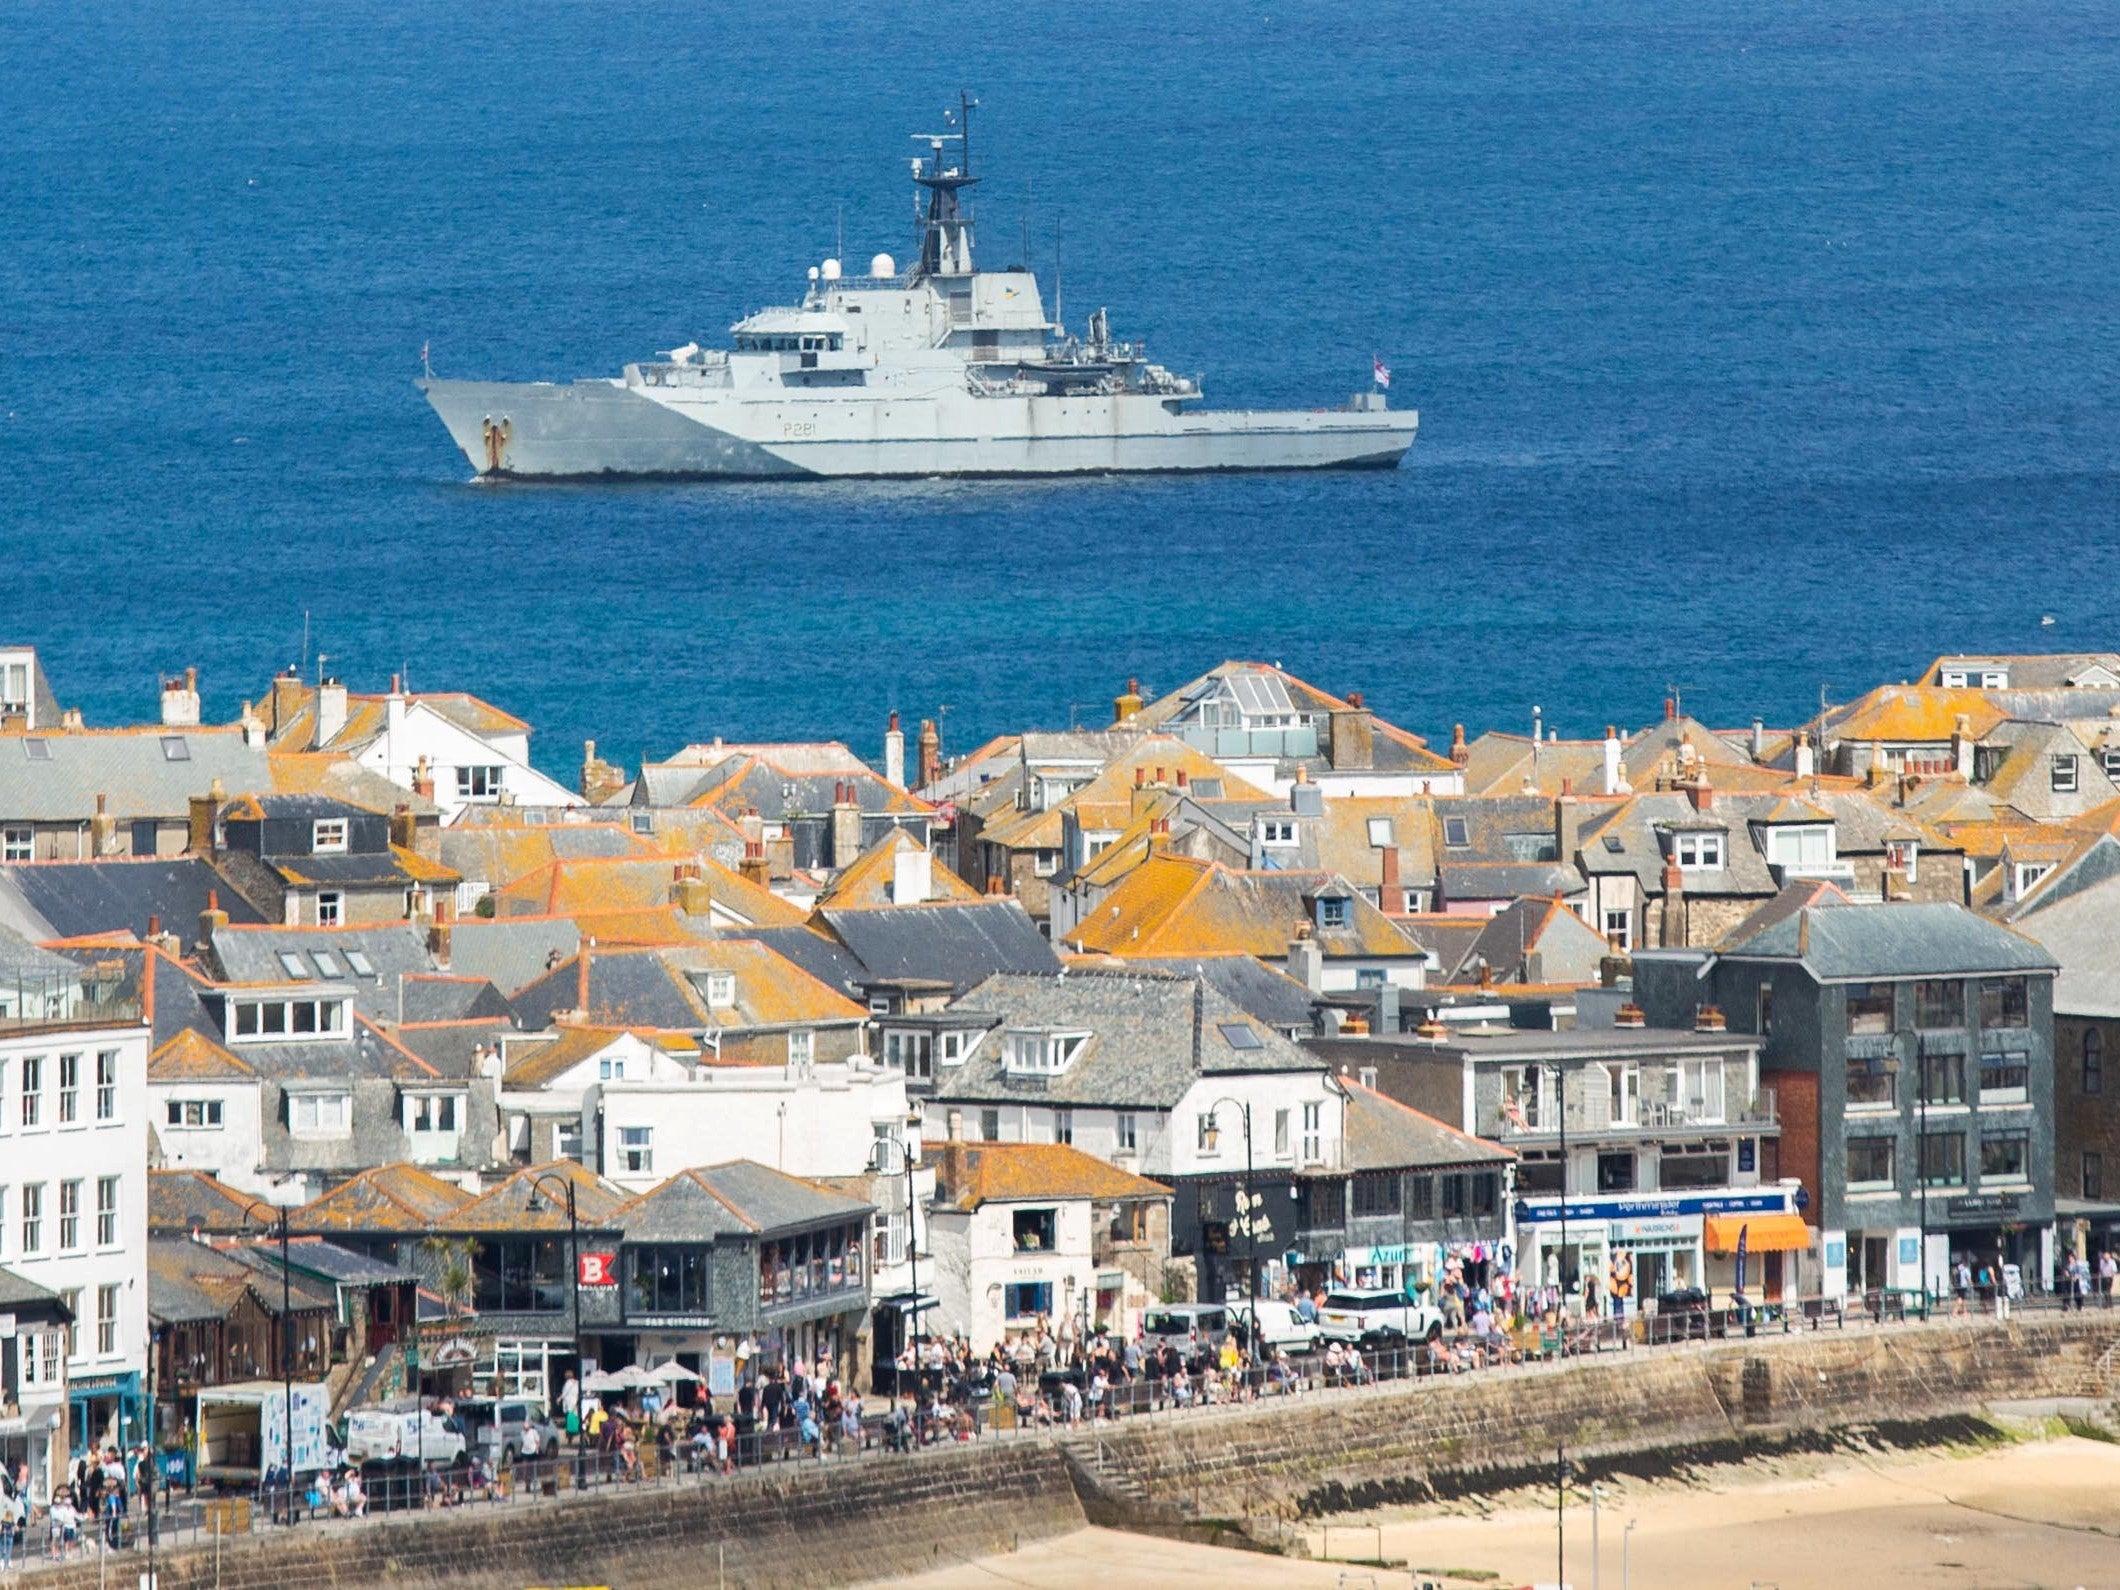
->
xmin=814 ymin=829 xmax=980 ymax=909
xmin=492 ymin=854 xmax=805 ymax=929
xmin=266 ymin=680 xmax=529 ymax=754
xmin=1994 ymin=870 xmax=2120 ymax=1019
xmin=1128 ymin=662 xmax=1455 ymax=775
xmin=206 ymin=921 xmax=435 ymax=1007
xmin=149 ymin=1238 xmax=337 ymax=1324
xmin=928 ymin=1141 xmax=1170 ymax=1211
xmin=1923 ymin=653 xmax=2120 ymax=691
xmin=149 ymin=1026 xmax=253 ymax=1081
xmin=447 ymin=1159 xmax=631 ymax=1233
xmin=1822 ymin=686 xmax=2008 ymax=746
xmin=938 ymin=969 xmax=1321 ymax=1109
xmin=509 ymin=939 xmax=869 ymax=1033
xmin=1115 ymin=953 xmax=1322 ymax=1033
xmin=615 ymin=1161 xmax=872 ymax=1242
xmin=436 ymin=821 xmax=654 ymax=894
xmin=444 ymin=916 xmax=583 ymax=996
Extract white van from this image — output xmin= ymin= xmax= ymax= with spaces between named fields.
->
xmin=1230 ymin=1298 xmax=1320 ymax=1354
xmin=1141 ymin=1303 xmax=1232 ymax=1354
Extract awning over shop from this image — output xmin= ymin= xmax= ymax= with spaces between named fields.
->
xmin=1704 ymin=1214 xmax=1810 ymax=1254
xmin=874 ymin=1291 xmax=940 ymax=1315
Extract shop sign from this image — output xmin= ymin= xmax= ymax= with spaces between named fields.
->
xmin=579 ymin=1251 xmax=618 ymax=1287
xmin=1946 ymin=1194 xmax=2022 ymax=1218
xmin=1517 ymin=1190 xmax=1787 ymax=1225
xmin=1608 ymin=1216 xmax=1697 ymax=1242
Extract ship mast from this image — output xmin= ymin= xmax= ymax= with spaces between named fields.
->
xmin=912 ymin=92 xmax=979 ymax=279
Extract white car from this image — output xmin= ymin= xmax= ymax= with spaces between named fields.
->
xmin=1316 ymin=1287 xmax=1444 ymax=1345
xmin=1229 ymin=1298 xmax=1320 ymax=1354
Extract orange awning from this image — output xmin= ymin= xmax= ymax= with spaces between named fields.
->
xmin=1704 ymin=1213 xmax=1810 ymax=1254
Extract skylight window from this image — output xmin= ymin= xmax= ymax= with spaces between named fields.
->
xmin=344 ymin=950 xmax=376 ymax=977
xmin=277 ymin=951 xmax=310 ymax=979
xmin=1367 ymin=817 xmax=1396 ymax=847
xmin=1443 ymin=816 xmax=1470 ymax=847
xmin=1218 ymin=1023 xmax=1264 ymax=1050
xmin=1603 ymin=835 xmax=1625 ymax=854
xmin=310 ymin=950 xmax=343 ymax=977
xmin=23 ymin=738 xmax=50 ymax=762
xmin=161 ymin=736 xmax=190 ymax=761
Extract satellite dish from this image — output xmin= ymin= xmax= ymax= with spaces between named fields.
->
xmin=870 ymin=252 xmax=897 ymax=279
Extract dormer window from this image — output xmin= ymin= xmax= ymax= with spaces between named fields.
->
xmin=2052 ymin=754 xmax=2079 ymax=793
xmin=230 ymin=996 xmax=348 ymax=1041
xmin=1765 ymin=824 xmax=1834 ymax=871
xmin=2011 ymin=861 xmax=2054 ymax=900
xmin=312 ymin=818 xmax=348 ymax=854
xmin=1004 ymin=1029 xmax=1087 ymax=1076
xmin=1260 ymin=819 xmax=1297 ymax=847
xmin=1316 ymin=896 xmax=1351 ymax=930
xmin=1674 ymin=832 xmax=1725 ymax=871
xmin=705 ymin=971 xmax=736 ymax=1008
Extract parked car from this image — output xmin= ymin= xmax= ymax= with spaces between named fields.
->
xmin=453 ymin=1396 xmax=560 ymax=1463
xmin=1141 ymin=1303 xmax=1233 ymax=1355
xmin=1228 ymin=1298 xmax=1320 ymax=1354
xmin=1316 ymin=1287 xmax=1444 ymax=1345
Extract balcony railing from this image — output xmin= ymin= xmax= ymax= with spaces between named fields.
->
xmin=1481 ymin=1088 xmax=1777 ymax=1140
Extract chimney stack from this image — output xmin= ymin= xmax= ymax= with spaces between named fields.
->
xmin=1751 ymin=717 xmax=1766 ymax=762
xmin=884 ymin=711 xmax=906 ymax=789
xmin=1602 ymin=726 xmax=1627 ymax=795
xmin=580 ymin=739 xmax=626 ymax=804
xmin=831 ymin=780 xmax=863 ymax=868
xmin=1449 ymin=723 xmax=1469 ymax=767
xmin=316 ymin=677 xmax=348 ymax=745
xmin=1555 ymin=788 xmax=1583 ymax=864
xmin=412 ymin=755 xmax=435 ymax=802
xmin=389 ymin=802 xmax=418 ymax=851
xmin=1661 ymin=857 xmax=1686 ymax=947
xmin=385 ymin=675 xmax=406 ymax=743
xmin=187 ymin=777 xmax=225 ymax=855
xmin=1329 ymin=696 xmax=1375 ymax=772
xmin=269 ymin=667 xmax=304 ymax=738
xmin=90 ymin=792 xmax=116 ymax=857
xmin=1794 ymin=730 xmax=1815 ymax=782
xmin=239 ymin=700 xmax=266 ymax=750
xmin=1952 ymin=714 xmax=1975 ymax=781
xmin=198 ymin=887 xmax=229 ymax=950
xmin=1687 ymin=772 xmax=1714 ymax=812
xmin=160 ymin=666 xmax=201 ymax=728
xmin=1112 ymin=678 xmax=1144 ymax=726
xmin=740 ymin=838 xmax=770 ymax=887
xmin=917 ymin=718 xmax=942 ymax=789
xmin=1286 ymin=932 xmax=1323 ymax=993
xmin=891 ymin=844 xmax=932 ymax=905
xmin=1378 ymin=844 xmax=1406 ymax=915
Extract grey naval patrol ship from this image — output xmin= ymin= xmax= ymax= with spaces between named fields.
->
xmin=418 ymin=103 xmax=1416 ymax=480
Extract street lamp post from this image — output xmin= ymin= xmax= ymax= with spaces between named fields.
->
xmin=1204 ymin=1098 xmax=1261 ymax=1372
xmin=1917 ymin=1042 xmax=1931 ymax=1320
xmin=525 ymin=1172 xmax=585 ymax=1490
xmin=237 ymin=1199 xmax=296 ymax=1527
xmin=867 ymin=1132 xmax=921 ymax=1392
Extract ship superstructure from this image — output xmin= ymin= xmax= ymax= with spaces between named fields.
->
xmin=419 ymin=100 xmax=1415 ymax=480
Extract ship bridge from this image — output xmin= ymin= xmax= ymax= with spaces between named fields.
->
xmin=730 ymin=307 xmax=849 ymax=352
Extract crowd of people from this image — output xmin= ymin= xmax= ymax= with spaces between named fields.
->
xmin=0 ymin=1445 xmax=157 ymax=1563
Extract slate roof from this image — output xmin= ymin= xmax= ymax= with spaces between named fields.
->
xmin=615 ymin=1162 xmax=872 ymax=1242
xmin=2006 ymin=870 xmax=2120 ymax=1018
xmin=445 ymin=917 xmax=582 ymax=996
xmin=509 ymin=940 xmax=867 ymax=1033
xmin=1339 ymin=1081 xmax=1514 ymax=1172
xmin=0 ymin=921 xmax=83 ymax=981
xmin=390 ymin=1017 xmax=516 ymax=1075
xmin=0 ymin=858 xmax=269 ymax=942
xmin=815 ymin=900 xmax=1061 ymax=993
xmin=149 ymin=1169 xmax=266 ymax=1235
xmin=267 ymin=751 xmax=439 ymax=816
xmin=1121 ymin=954 xmax=1321 ymax=1033
xmin=1449 ymin=897 xmax=1613 ymax=988
xmin=394 ymin=974 xmax=515 ymax=1025
xmin=729 ymin=925 xmax=870 ymax=1000
xmin=1709 ymin=891 xmax=2057 ymax=980
xmin=296 ymin=1164 xmax=474 ymax=1233
xmin=209 ymin=921 xmax=432 ymax=994
xmin=929 ymin=1141 xmax=1170 ymax=1211
xmin=937 ymin=970 xmax=1322 ymax=1109
xmin=636 ymin=752 xmax=927 ymax=819
xmin=0 ymin=1265 xmax=65 ymax=1315
xmin=150 ymin=1238 xmax=336 ymax=1324
xmin=0 ymin=727 xmax=270 ymax=822
xmin=436 ymin=823 xmax=651 ymax=891
xmin=503 ymin=1026 xmax=654 ymax=1090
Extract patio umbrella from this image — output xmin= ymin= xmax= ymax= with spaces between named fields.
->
xmin=647 ymin=1360 xmax=701 ymax=1384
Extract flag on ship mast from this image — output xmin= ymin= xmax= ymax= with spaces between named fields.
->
xmin=1372 ymin=355 xmax=1391 ymax=390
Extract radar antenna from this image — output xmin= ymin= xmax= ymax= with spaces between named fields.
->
xmin=910 ymin=91 xmax=980 ymax=279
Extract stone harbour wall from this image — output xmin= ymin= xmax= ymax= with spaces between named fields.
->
xmin=30 ymin=1440 xmax=1085 ymax=1590
xmin=1076 ymin=1314 xmax=2120 ymax=1524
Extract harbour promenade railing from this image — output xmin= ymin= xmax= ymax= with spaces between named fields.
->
xmin=3 ymin=1288 xmax=2111 ymax=1575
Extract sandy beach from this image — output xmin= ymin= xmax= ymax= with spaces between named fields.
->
xmin=869 ymin=1435 xmax=2120 ymax=1590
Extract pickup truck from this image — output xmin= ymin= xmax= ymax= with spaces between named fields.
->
xmin=1315 ymin=1287 xmax=1444 ymax=1346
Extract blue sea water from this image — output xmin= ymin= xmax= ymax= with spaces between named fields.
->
xmin=4 ymin=0 xmax=2117 ymax=774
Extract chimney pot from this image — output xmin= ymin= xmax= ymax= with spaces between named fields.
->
xmin=1449 ymin=723 xmax=1469 ymax=767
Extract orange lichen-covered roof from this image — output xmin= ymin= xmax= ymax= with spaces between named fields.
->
xmin=150 ymin=1027 xmax=254 ymax=1081
xmin=148 ymin=1169 xmax=266 ymax=1235
xmin=929 ymin=1141 xmax=1170 ymax=1211
xmin=502 ymin=1026 xmax=681 ymax=1090
xmin=295 ymin=1163 xmax=474 ymax=1233
xmin=816 ymin=829 xmax=981 ymax=909
xmin=448 ymin=1160 xmax=631 ymax=1232
xmin=492 ymin=854 xmax=805 ymax=928
xmin=1828 ymin=687 xmax=2007 ymax=744
xmin=1064 ymin=854 xmax=1420 ymax=960
xmin=561 ymin=906 xmax=709 ymax=946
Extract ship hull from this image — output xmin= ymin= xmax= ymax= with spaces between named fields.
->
xmin=419 ymin=377 xmax=1416 ymax=481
